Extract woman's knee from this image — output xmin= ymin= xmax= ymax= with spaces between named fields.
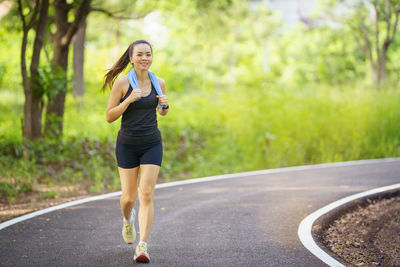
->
xmin=121 ymin=194 xmax=136 ymax=207
xmin=139 ymin=186 xmax=154 ymax=203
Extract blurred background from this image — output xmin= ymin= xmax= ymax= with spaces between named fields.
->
xmin=0 ymin=0 xmax=399 ymax=208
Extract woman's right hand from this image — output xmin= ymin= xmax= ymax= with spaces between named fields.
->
xmin=126 ymin=89 xmax=143 ymax=103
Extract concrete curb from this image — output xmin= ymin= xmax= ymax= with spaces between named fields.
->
xmin=298 ymin=183 xmax=400 ymax=267
xmin=312 ymin=187 xmax=400 ymax=265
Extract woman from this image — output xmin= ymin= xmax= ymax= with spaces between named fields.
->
xmin=102 ymin=40 xmax=169 ymax=263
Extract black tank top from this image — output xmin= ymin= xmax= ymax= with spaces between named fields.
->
xmin=117 ymin=83 xmax=161 ymax=144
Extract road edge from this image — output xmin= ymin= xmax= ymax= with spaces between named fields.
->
xmin=297 ymin=183 xmax=400 ymax=267
xmin=1 ymin=157 xmax=399 ymax=231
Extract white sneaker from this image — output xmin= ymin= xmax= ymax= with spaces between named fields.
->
xmin=134 ymin=243 xmax=150 ymax=263
xmin=122 ymin=209 xmax=136 ymax=245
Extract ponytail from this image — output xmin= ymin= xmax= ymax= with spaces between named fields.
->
xmin=102 ymin=47 xmax=130 ymax=90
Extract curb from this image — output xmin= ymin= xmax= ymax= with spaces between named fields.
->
xmin=312 ymin=187 xmax=400 ymax=265
xmin=298 ymin=183 xmax=400 ymax=267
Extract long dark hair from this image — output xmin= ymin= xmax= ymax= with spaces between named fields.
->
xmin=102 ymin=40 xmax=153 ymax=90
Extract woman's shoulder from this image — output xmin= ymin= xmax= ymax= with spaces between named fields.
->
xmin=111 ymin=75 xmax=130 ymax=99
xmin=115 ymin=75 xmax=129 ymax=87
xmin=112 ymin=75 xmax=129 ymax=91
xmin=156 ymin=77 xmax=166 ymax=94
xmin=156 ymin=77 xmax=166 ymax=88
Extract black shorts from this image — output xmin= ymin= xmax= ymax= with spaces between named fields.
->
xmin=116 ymin=141 xmax=163 ymax=169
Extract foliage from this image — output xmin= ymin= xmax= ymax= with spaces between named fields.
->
xmin=0 ymin=0 xmax=400 ymax=203
xmin=269 ymin=24 xmax=368 ymax=86
xmin=0 ymin=136 xmax=118 ymax=203
xmin=153 ymin=0 xmax=278 ymax=92
xmin=319 ymin=0 xmax=400 ymax=87
xmin=0 ymin=24 xmax=22 ymax=90
xmin=2 ymin=81 xmax=400 ymax=203
xmin=159 ymin=82 xmax=400 ymax=176
xmin=35 ymin=64 xmax=71 ymax=99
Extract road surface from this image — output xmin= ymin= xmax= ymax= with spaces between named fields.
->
xmin=1 ymin=159 xmax=399 ymax=266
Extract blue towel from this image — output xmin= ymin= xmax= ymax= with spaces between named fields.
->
xmin=128 ymin=69 xmax=163 ymax=108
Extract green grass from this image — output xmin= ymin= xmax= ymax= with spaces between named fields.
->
xmin=1 ymin=81 xmax=399 ymax=203
xmin=159 ymin=83 xmax=400 ymax=175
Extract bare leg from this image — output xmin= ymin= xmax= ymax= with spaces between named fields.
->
xmin=118 ymin=167 xmax=139 ymax=220
xmin=138 ymin=164 xmax=160 ymax=242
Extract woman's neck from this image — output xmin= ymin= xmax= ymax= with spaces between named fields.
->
xmin=134 ymin=68 xmax=149 ymax=82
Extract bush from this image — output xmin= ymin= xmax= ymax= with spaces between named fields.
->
xmin=0 ymin=137 xmax=119 ymax=203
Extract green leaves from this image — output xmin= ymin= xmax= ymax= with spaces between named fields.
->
xmin=34 ymin=65 xmax=71 ymax=100
xmin=0 ymin=136 xmax=118 ymax=203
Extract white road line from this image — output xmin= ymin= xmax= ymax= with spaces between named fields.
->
xmin=0 ymin=191 xmax=121 ymax=231
xmin=1 ymin=157 xmax=399 ymax=231
xmin=298 ymin=183 xmax=400 ymax=267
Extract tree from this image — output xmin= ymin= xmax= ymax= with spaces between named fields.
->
xmin=17 ymin=0 xmax=49 ymax=142
xmin=72 ymin=18 xmax=86 ymax=98
xmin=44 ymin=0 xmax=90 ymax=137
xmin=17 ymin=0 xmax=250 ymax=141
xmin=353 ymin=0 xmax=400 ymax=88
xmin=16 ymin=0 xmax=90 ymax=140
xmin=45 ymin=0 xmax=155 ymax=137
xmin=327 ymin=0 xmax=400 ymax=88
xmin=15 ymin=0 xmax=155 ymax=142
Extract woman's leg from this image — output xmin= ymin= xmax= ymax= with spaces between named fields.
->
xmin=119 ymin=167 xmax=139 ymax=220
xmin=138 ymin=164 xmax=160 ymax=242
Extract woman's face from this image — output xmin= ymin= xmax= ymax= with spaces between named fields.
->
xmin=130 ymin=43 xmax=153 ymax=71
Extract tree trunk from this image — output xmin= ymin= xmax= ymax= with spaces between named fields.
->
xmin=45 ymin=42 xmax=69 ymax=137
xmin=73 ymin=19 xmax=87 ymax=98
xmin=21 ymin=29 xmax=31 ymax=139
xmin=21 ymin=0 xmax=48 ymax=141
xmin=378 ymin=46 xmax=388 ymax=89
xmin=23 ymin=93 xmax=43 ymax=139
xmin=44 ymin=0 xmax=90 ymax=138
xmin=372 ymin=52 xmax=387 ymax=89
xmin=44 ymin=0 xmax=69 ymax=138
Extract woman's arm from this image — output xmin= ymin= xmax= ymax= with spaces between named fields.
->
xmin=105 ymin=77 xmax=142 ymax=123
xmin=156 ymin=77 xmax=169 ymax=116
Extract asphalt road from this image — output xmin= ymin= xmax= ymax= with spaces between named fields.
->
xmin=1 ymin=160 xmax=399 ymax=266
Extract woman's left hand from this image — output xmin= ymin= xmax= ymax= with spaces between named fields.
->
xmin=156 ymin=95 xmax=168 ymax=107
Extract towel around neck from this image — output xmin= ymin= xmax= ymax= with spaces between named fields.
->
xmin=128 ymin=69 xmax=163 ymax=109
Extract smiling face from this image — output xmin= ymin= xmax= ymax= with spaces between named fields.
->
xmin=130 ymin=43 xmax=153 ymax=71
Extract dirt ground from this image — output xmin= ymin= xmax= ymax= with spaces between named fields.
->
xmin=0 ymin=191 xmax=96 ymax=223
xmin=1 ymin=177 xmax=170 ymax=223
xmin=322 ymin=195 xmax=400 ymax=266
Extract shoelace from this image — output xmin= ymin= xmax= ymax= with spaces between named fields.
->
xmin=137 ymin=243 xmax=147 ymax=253
xmin=124 ymin=223 xmax=133 ymax=236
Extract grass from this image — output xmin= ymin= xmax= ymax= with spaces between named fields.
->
xmin=0 ymin=81 xmax=399 ymax=203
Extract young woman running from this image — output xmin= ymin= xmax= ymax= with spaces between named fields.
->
xmin=102 ymin=40 xmax=169 ymax=263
